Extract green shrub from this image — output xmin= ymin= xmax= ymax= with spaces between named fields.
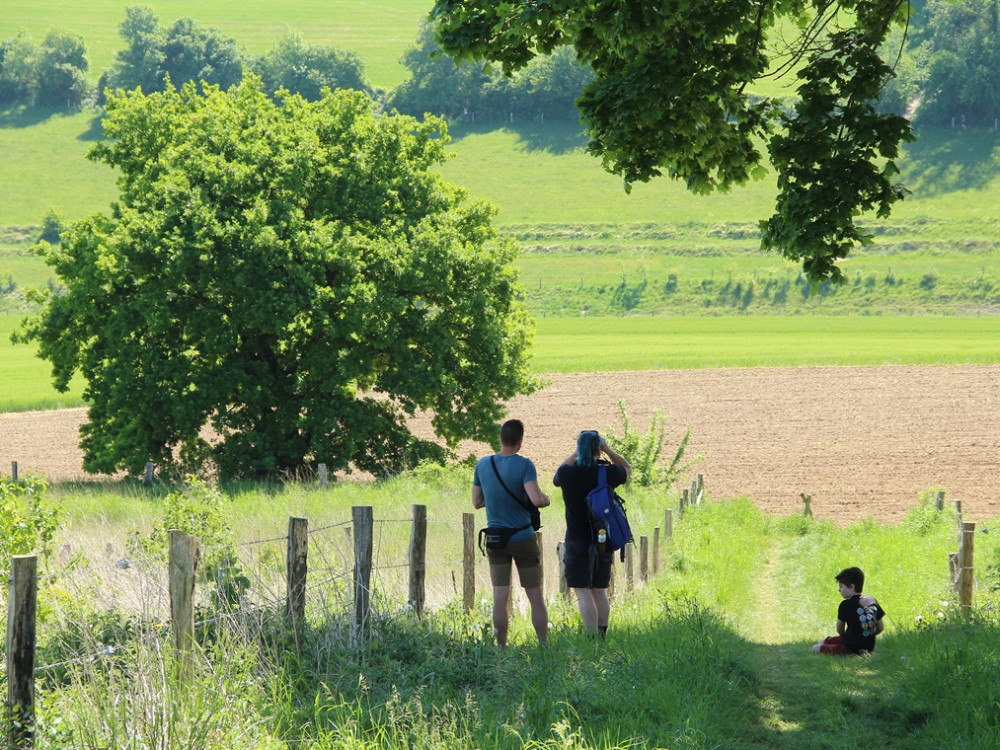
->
xmin=132 ymin=477 xmax=249 ymax=610
xmin=0 ymin=473 xmax=60 ymax=570
xmin=604 ymin=398 xmax=698 ymax=488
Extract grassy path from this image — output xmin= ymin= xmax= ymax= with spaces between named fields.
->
xmin=744 ymin=541 xmax=922 ymax=749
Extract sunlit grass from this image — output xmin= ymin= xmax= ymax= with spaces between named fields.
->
xmin=22 ymin=470 xmax=1000 ymax=749
xmin=530 ymin=316 xmax=1000 ymax=372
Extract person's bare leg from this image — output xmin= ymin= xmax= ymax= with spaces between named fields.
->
xmin=492 ymin=585 xmax=511 ymax=647
xmin=593 ymin=588 xmax=610 ymax=631
xmin=523 ymin=586 xmax=549 ymax=643
xmin=574 ymin=588 xmax=598 ymax=633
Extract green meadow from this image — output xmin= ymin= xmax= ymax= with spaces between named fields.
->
xmin=3 ymin=4 xmax=1000 ymax=746
xmin=530 ymin=316 xmax=1000 ymax=372
xmin=2 ymin=2 xmax=1000 ymax=413
xmin=4 ymin=312 xmax=999 ymax=411
xmin=6 ymin=470 xmax=1000 ymax=748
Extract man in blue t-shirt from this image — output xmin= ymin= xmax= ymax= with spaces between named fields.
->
xmin=472 ymin=419 xmax=550 ymax=646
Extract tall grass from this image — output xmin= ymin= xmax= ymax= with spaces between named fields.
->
xmin=8 ymin=471 xmax=1000 ymax=748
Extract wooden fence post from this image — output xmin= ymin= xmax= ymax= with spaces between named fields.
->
xmin=664 ymin=508 xmax=673 ymax=539
xmin=408 ymin=505 xmax=427 ymax=616
xmin=625 ymin=543 xmax=634 ymax=592
xmin=168 ymin=530 xmax=199 ymax=677
xmin=935 ymin=490 xmax=945 ymax=511
xmin=679 ymin=489 xmax=688 ymax=518
xmin=462 ymin=513 xmax=475 ymax=612
xmin=143 ymin=461 xmax=154 ymax=486
xmin=286 ymin=517 xmax=308 ymax=620
xmin=652 ymin=526 xmax=660 ymax=574
xmin=7 ymin=555 xmax=37 ymax=749
xmin=10 ymin=460 xmax=17 ymax=482
xmin=639 ymin=535 xmax=648 ymax=585
xmin=352 ymin=506 xmax=374 ymax=635
xmin=958 ymin=521 xmax=976 ymax=615
xmin=317 ymin=463 xmax=329 ymax=488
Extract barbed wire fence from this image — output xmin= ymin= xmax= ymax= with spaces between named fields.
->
xmin=3 ymin=470 xmax=702 ymax=745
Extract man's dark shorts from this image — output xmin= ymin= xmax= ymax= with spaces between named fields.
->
xmin=563 ymin=540 xmax=613 ymax=589
xmin=487 ymin=537 xmax=543 ymax=588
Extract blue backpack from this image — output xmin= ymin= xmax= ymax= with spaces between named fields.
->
xmin=586 ymin=465 xmax=633 ymax=559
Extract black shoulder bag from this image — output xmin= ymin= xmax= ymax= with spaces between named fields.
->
xmin=477 ymin=456 xmax=542 ymax=555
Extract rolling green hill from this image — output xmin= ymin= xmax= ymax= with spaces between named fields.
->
xmin=2 ymin=1 xmax=1000 ymax=413
xmin=0 ymin=0 xmax=429 ymax=89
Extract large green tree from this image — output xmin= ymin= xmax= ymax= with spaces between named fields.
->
xmin=431 ymin=0 xmax=915 ymax=283
xmin=17 ymin=75 xmax=537 ymax=480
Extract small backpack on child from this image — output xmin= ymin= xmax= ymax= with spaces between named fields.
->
xmin=586 ymin=465 xmax=633 ymax=560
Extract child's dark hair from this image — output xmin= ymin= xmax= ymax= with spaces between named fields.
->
xmin=835 ymin=566 xmax=865 ymax=593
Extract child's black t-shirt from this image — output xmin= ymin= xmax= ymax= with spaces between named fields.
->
xmin=838 ymin=594 xmax=886 ymax=654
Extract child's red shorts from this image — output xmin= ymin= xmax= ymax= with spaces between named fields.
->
xmin=817 ymin=636 xmax=850 ymax=655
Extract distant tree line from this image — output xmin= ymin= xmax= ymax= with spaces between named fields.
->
xmin=0 ymin=6 xmax=590 ymax=121
xmin=0 ymin=27 xmax=91 ymax=106
xmin=386 ymin=22 xmax=594 ymax=122
xmin=0 ymin=5 xmax=369 ymax=108
xmin=2 ymin=2 xmax=998 ymax=127
xmin=880 ymin=0 xmax=1000 ymax=126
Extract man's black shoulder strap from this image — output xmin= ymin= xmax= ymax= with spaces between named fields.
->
xmin=490 ymin=455 xmax=534 ymax=514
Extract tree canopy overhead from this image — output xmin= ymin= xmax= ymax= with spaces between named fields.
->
xmin=431 ymin=0 xmax=916 ymax=284
xmin=18 ymin=75 xmax=537 ymax=480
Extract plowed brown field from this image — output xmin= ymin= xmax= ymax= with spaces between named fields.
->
xmin=3 ymin=364 xmax=999 ymax=525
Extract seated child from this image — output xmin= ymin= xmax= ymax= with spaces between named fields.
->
xmin=812 ymin=566 xmax=885 ymax=656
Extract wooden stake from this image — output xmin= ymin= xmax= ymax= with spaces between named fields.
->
xmin=7 ymin=555 xmax=37 ymax=749
xmin=286 ymin=517 xmax=308 ymax=620
xmin=462 ymin=513 xmax=475 ymax=612
xmin=168 ymin=530 xmax=199 ymax=677
xmin=408 ymin=505 xmax=427 ymax=615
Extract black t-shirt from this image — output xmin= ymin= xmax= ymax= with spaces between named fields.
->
xmin=839 ymin=594 xmax=886 ymax=654
xmin=553 ymin=462 xmax=628 ymax=544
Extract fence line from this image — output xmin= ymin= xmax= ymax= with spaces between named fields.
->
xmin=3 ymin=483 xmax=681 ymax=747
xmin=7 ymin=475 xmax=993 ymax=749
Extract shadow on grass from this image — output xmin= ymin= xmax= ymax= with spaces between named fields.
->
xmin=0 ymin=105 xmax=55 ymax=129
xmin=902 ymin=126 xmax=1000 ymax=196
xmin=747 ymin=637 xmax=931 ymax=750
xmin=77 ymin=112 xmax=105 ymax=141
xmin=447 ymin=121 xmax=589 ymax=155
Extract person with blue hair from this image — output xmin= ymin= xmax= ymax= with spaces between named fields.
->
xmin=553 ymin=429 xmax=631 ymax=636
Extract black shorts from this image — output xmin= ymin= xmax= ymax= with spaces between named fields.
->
xmin=563 ymin=539 xmax=613 ymax=589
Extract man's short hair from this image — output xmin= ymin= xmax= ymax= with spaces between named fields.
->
xmin=835 ymin=566 xmax=865 ymax=593
xmin=500 ymin=419 xmax=525 ymax=447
